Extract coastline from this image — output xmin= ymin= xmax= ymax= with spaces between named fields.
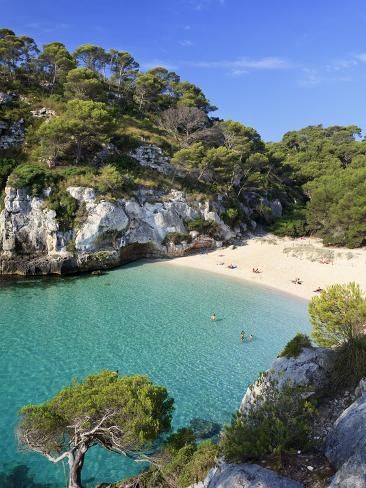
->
xmin=163 ymin=235 xmax=366 ymax=301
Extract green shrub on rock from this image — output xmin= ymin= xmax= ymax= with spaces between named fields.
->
xmin=220 ymin=382 xmax=316 ymax=463
xmin=278 ymin=333 xmax=311 ymax=358
xmin=331 ymin=336 xmax=366 ymax=390
xmin=309 ymin=282 xmax=366 ymax=348
xmin=186 ymin=218 xmax=219 ymax=238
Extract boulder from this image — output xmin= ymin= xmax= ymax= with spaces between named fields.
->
xmin=241 ymin=347 xmax=335 ymax=414
xmin=355 ymin=377 xmax=366 ymax=398
xmin=325 ymin=394 xmax=366 ymax=469
xmin=327 ymin=454 xmax=366 ymax=488
xmin=189 ymin=463 xmax=304 ymax=488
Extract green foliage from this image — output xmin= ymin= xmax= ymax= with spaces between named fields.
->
xmin=18 ymin=371 xmax=174 ymax=485
xmin=36 ymin=99 xmax=114 ymax=164
xmin=177 ymin=441 xmax=218 ymax=487
xmin=305 ymin=167 xmax=366 ymax=247
xmin=270 ymin=205 xmax=308 ymax=238
xmin=331 ymin=336 xmax=366 ymax=389
xmin=220 ymin=381 xmax=315 ymax=463
xmin=7 ymin=163 xmax=53 ymax=194
xmin=64 ymin=67 xmax=105 ymax=100
xmin=47 ymin=188 xmax=79 ymax=231
xmin=186 ymin=218 xmax=219 ymax=238
xmin=0 ymin=158 xmax=18 ymax=190
xmin=278 ymin=333 xmax=312 ymax=358
xmin=162 ymin=232 xmax=192 ymax=245
xmin=309 ymin=282 xmax=366 ymax=347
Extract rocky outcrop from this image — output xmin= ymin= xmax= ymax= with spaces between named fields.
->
xmin=129 ymin=144 xmax=179 ymax=177
xmin=30 ymin=107 xmax=56 ymax=118
xmin=0 ymin=186 xmax=228 ymax=275
xmin=189 ymin=463 xmax=304 ymax=488
xmin=0 ymin=118 xmax=25 ymax=149
xmin=0 ymin=92 xmax=17 ymax=104
xmin=327 ymin=454 xmax=366 ymax=488
xmin=325 ymin=394 xmax=366 ymax=468
xmin=240 ymin=347 xmax=335 ymax=413
xmin=0 ymin=187 xmax=59 ymax=256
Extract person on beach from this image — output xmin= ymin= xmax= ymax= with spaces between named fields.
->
xmin=210 ymin=313 xmax=217 ymax=321
xmin=240 ymin=330 xmax=245 ymax=342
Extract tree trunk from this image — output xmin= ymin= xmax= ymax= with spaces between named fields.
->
xmin=68 ymin=447 xmax=87 ymax=488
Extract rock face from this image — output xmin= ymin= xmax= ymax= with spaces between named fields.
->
xmin=325 ymin=393 xmax=366 ymax=487
xmin=129 ymin=144 xmax=179 ymax=176
xmin=327 ymin=454 xmax=366 ymax=488
xmin=189 ymin=463 xmax=304 ymax=488
xmin=0 ymin=187 xmax=59 ymax=256
xmin=325 ymin=394 xmax=366 ymax=469
xmin=0 ymin=185 xmax=228 ymax=275
xmin=0 ymin=118 xmax=25 ymax=149
xmin=240 ymin=347 xmax=335 ymax=413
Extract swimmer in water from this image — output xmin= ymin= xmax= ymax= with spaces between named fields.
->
xmin=210 ymin=313 xmax=217 ymax=321
xmin=240 ymin=330 xmax=245 ymax=342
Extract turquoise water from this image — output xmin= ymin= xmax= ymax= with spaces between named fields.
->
xmin=0 ymin=261 xmax=310 ymax=487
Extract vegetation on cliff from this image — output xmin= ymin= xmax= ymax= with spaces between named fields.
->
xmin=2 ymin=27 xmax=366 ymax=246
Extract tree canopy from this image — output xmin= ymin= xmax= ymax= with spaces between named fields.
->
xmin=17 ymin=370 xmax=174 ymax=488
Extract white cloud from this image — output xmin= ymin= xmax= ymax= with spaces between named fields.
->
xmin=190 ymin=56 xmax=290 ymax=74
xmin=179 ymin=40 xmax=193 ymax=47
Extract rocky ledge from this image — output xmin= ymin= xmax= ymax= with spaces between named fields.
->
xmin=195 ymin=348 xmax=366 ymax=488
xmin=0 ymin=186 xmax=235 ymax=276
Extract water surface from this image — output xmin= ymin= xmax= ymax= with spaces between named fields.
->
xmin=0 ymin=261 xmax=310 ymax=487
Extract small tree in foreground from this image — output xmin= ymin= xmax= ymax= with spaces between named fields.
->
xmin=309 ymin=282 xmax=366 ymax=347
xmin=17 ymin=370 xmax=174 ymax=488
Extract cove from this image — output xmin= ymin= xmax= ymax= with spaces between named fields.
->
xmin=0 ymin=261 xmax=310 ymax=487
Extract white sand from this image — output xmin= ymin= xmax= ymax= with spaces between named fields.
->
xmin=164 ymin=235 xmax=366 ymax=301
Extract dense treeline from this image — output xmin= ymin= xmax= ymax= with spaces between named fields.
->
xmin=1 ymin=28 xmax=366 ymax=247
xmin=271 ymin=125 xmax=366 ymax=247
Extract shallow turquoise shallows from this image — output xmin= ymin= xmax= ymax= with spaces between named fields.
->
xmin=0 ymin=261 xmax=310 ymax=487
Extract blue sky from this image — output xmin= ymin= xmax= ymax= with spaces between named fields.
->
xmin=2 ymin=0 xmax=366 ymax=140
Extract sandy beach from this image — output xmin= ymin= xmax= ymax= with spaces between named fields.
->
xmin=165 ymin=235 xmax=366 ymax=301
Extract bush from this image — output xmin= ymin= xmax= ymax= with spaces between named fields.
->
xmin=177 ymin=441 xmax=218 ymax=487
xmin=222 ymin=207 xmax=241 ymax=226
xmin=331 ymin=336 xmax=366 ymax=390
xmin=220 ymin=381 xmax=315 ymax=463
xmin=47 ymin=189 xmax=79 ymax=231
xmin=0 ymin=158 xmax=18 ymax=190
xmin=162 ymin=232 xmax=192 ymax=245
xmin=309 ymin=282 xmax=366 ymax=347
xmin=7 ymin=163 xmax=53 ymax=195
xmin=186 ymin=218 xmax=219 ymax=238
xmin=278 ymin=333 xmax=311 ymax=358
xmin=270 ymin=204 xmax=308 ymax=237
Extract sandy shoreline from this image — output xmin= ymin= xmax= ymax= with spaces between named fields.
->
xmin=164 ymin=235 xmax=366 ymax=301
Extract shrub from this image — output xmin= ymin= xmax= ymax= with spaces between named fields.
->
xmin=222 ymin=207 xmax=241 ymax=226
xmin=7 ymin=163 xmax=53 ymax=195
xmin=0 ymin=158 xmax=18 ymax=190
xmin=65 ymin=239 xmax=76 ymax=253
xmin=278 ymin=333 xmax=311 ymax=358
xmin=186 ymin=218 xmax=219 ymax=238
xmin=270 ymin=204 xmax=308 ymax=238
xmin=47 ymin=189 xmax=79 ymax=231
xmin=162 ymin=232 xmax=192 ymax=245
xmin=177 ymin=441 xmax=218 ymax=487
xmin=309 ymin=282 xmax=366 ymax=347
xmin=220 ymin=381 xmax=315 ymax=463
xmin=331 ymin=336 xmax=366 ymax=390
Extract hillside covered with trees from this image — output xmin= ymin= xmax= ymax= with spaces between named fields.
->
xmin=1 ymin=27 xmax=366 ymax=247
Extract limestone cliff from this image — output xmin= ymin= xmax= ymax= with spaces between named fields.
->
xmin=0 ymin=185 xmax=233 ymax=275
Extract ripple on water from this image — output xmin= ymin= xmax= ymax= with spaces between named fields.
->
xmin=0 ymin=261 xmax=309 ymax=487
